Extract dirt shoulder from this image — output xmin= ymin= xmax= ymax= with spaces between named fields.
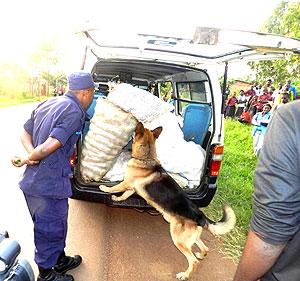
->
xmin=67 ymin=202 xmax=237 ymax=281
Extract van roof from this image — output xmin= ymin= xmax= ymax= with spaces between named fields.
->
xmin=79 ymin=26 xmax=300 ymax=66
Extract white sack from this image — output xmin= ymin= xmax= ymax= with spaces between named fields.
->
xmin=145 ymin=112 xmax=206 ymax=187
xmin=107 ymin=83 xmax=172 ymax=123
xmin=103 ymin=151 xmax=132 ymax=182
xmin=103 ymin=150 xmax=190 ymax=188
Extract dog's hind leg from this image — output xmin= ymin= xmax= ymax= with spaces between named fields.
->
xmin=112 ymin=190 xmax=135 ymax=201
xmin=195 ymin=239 xmax=209 ymax=259
xmin=194 ymin=227 xmax=209 ymax=260
xmin=170 ymin=219 xmax=199 ymax=280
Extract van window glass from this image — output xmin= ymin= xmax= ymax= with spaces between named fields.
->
xmin=177 ymin=81 xmax=209 ymax=113
xmin=134 ymin=85 xmax=148 ymax=90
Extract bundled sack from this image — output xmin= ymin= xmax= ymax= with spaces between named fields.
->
xmin=80 ymin=98 xmax=137 ymax=182
xmin=107 ymin=83 xmax=172 ymax=123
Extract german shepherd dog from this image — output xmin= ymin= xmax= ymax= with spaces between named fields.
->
xmin=99 ymin=122 xmax=236 ymax=280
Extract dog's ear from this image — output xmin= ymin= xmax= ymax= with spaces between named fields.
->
xmin=135 ymin=122 xmax=145 ymax=136
xmin=152 ymin=127 xmax=162 ymax=139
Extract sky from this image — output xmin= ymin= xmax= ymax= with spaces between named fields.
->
xmin=0 ymin=0 xmax=285 ymax=77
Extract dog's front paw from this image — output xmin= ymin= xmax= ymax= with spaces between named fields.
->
xmin=99 ymin=185 xmax=110 ymax=192
xmin=176 ymin=272 xmax=189 ymax=280
xmin=112 ymin=195 xmax=121 ymax=201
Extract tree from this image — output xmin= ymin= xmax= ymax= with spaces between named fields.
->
xmin=248 ymin=1 xmax=300 ymax=87
xmin=27 ymin=38 xmax=63 ymax=96
xmin=41 ymin=71 xmax=67 ymax=94
xmin=0 ymin=62 xmax=30 ymax=97
xmin=0 ymin=33 xmax=67 ymax=103
xmin=160 ymin=81 xmax=173 ymax=100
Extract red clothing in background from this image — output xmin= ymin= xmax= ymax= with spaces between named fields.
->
xmin=256 ymin=93 xmax=272 ymax=111
xmin=238 ymin=111 xmax=251 ymax=123
xmin=245 ymin=89 xmax=255 ymax=97
xmin=227 ymin=96 xmax=238 ymax=106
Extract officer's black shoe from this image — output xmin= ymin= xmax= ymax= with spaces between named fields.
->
xmin=54 ymin=253 xmax=82 ymax=274
xmin=37 ymin=268 xmax=74 ymax=281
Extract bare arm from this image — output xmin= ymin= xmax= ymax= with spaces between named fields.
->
xmin=12 ymin=132 xmax=62 ymax=167
xmin=12 ymin=129 xmax=38 ymax=167
xmin=20 ymin=129 xmax=35 ymax=154
xmin=233 ymin=231 xmax=285 ymax=281
xmin=28 ymin=137 xmax=62 ymax=161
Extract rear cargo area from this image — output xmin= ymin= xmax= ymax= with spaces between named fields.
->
xmin=75 ymin=82 xmax=210 ymax=190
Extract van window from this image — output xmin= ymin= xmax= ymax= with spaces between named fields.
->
xmin=134 ymin=84 xmax=148 ymax=91
xmin=177 ymin=81 xmax=210 ymax=113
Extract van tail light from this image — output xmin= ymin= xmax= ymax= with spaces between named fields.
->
xmin=210 ymin=145 xmax=223 ymax=177
xmin=70 ymin=148 xmax=76 ymax=167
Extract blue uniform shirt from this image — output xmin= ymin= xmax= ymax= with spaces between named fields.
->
xmin=252 ymin=111 xmax=272 ymax=136
xmin=19 ymin=92 xmax=86 ymax=198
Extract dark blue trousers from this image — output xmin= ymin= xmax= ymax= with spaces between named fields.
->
xmin=23 ymin=193 xmax=68 ymax=269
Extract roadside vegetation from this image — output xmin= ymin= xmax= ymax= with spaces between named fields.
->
xmin=0 ymin=39 xmax=66 ymax=109
xmin=250 ymin=1 xmax=300 ymax=87
xmin=0 ymin=95 xmax=48 ymax=108
xmin=206 ymin=119 xmax=257 ymax=261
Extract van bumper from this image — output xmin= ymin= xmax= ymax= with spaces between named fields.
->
xmin=71 ymin=178 xmax=217 ymax=209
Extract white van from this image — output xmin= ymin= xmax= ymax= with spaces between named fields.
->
xmin=70 ymin=27 xmax=300 ymax=209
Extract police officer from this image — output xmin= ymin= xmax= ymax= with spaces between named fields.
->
xmin=12 ymin=72 xmax=95 ymax=281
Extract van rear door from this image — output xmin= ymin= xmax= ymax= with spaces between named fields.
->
xmin=79 ymin=27 xmax=300 ymax=68
xmin=79 ymin=26 xmax=300 ymax=142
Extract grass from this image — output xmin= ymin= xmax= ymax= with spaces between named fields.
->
xmin=0 ymin=95 xmax=48 ymax=108
xmin=206 ymin=118 xmax=257 ymax=261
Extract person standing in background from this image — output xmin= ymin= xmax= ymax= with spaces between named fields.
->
xmin=286 ymin=79 xmax=297 ymax=100
xmin=235 ymin=90 xmax=247 ymax=118
xmin=225 ymin=93 xmax=238 ymax=118
xmin=234 ymin=100 xmax=300 ymax=281
xmin=251 ymin=103 xmax=272 ymax=156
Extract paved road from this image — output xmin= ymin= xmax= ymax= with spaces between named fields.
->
xmin=0 ymin=103 xmax=236 ymax=281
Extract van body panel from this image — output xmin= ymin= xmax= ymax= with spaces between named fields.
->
xmin=71 ymin=27 xmax=299 ymax=209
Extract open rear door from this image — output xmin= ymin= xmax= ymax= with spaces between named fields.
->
xmin=79 ymin=26 xmax=300 ymax=67
xmin=79 ymin=25 xmax=300 ymax=146
xmin=192 ymin=26 xmax=300 ymax=63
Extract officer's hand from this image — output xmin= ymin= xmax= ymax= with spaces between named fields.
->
xmin=11 ymin=156 xmax=25 ymax=167
xmin=11 ymin=156 xmax=39 ymax=167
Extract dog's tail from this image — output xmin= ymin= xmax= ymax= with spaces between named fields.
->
xmin=201 ymin=204 xmax=236 ymax=236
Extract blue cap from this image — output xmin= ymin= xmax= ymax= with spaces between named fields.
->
xmin=68 ymin=71 xmax=95 ymax=90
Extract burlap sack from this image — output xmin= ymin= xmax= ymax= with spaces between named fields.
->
xmin=80 ymin=98 xmax=137 ymax=182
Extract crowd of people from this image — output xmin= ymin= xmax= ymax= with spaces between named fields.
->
xmin=224 ymin=78 xmax=298 ymax=155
